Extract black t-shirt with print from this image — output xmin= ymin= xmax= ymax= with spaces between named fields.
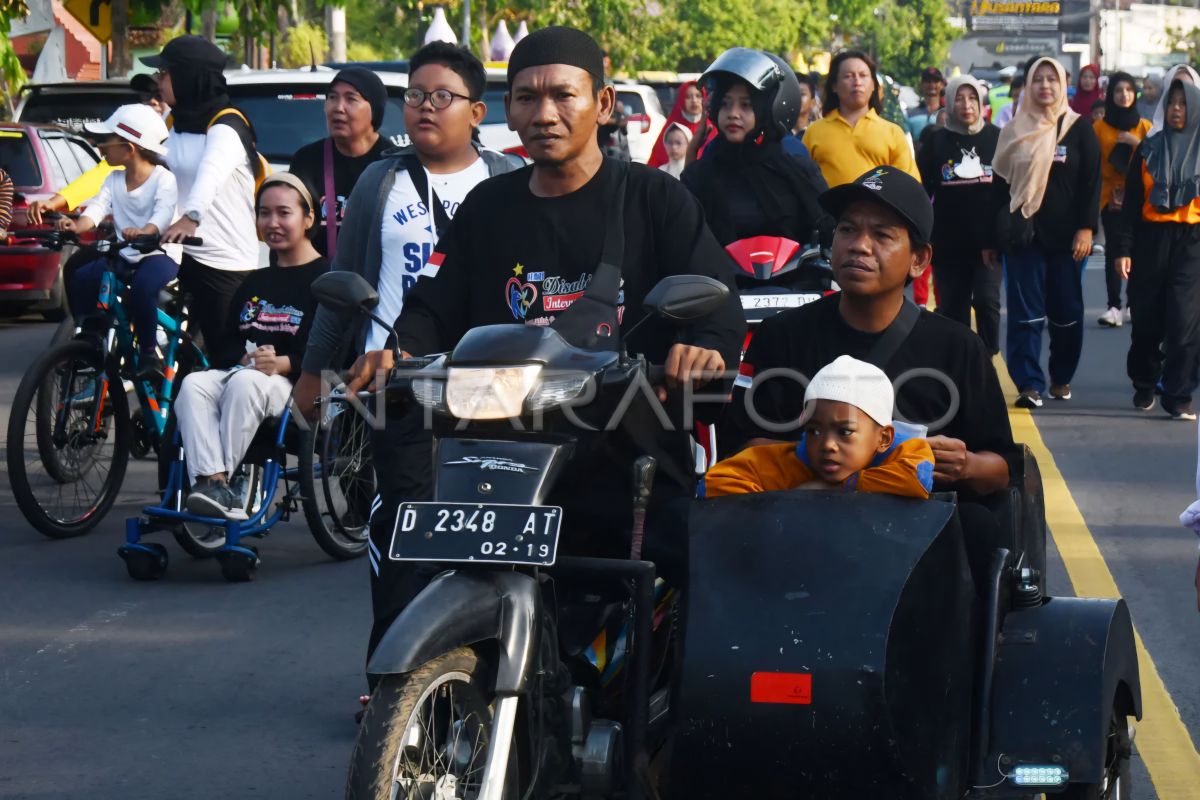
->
xmin=289 ymin=136 xmax=391 ymax=256
xmin=214 ymin=257 xmax=330 ymax=379
xmin=917 ymin=124 xmax=1001 ymax=253
xmin=394 ymin=158 xmax=746 ymax=493
xmin=722 ymin=293 xmax=1019 ymax=494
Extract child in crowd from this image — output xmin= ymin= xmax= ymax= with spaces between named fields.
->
xmin=61 ymin=104 xmax=178 ymax=379
xmin=658 ymin=122 xmax=691 ymax=179
xmin=702 ymin=355 xmax=934 ymax=499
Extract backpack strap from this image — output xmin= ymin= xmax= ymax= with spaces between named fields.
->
xmin=399 ymin=153 xmax=452 ymax=237
xmin=206 ymin=108 xmax=264 ymax=181
xmin=863 ymin=298 xmax=920 ymax=370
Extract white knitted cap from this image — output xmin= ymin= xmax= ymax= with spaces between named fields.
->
xmin=804 ymin=355 xmax=894 ymax=426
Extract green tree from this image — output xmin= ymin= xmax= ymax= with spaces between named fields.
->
xmin=0 ymin=0 xmax=29 ymax=109
xmin=858 ymin=0 xmax=954 ymax=86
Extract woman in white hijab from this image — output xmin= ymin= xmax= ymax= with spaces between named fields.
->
xmin=1147 ymin=63 xmax=1200 ymax=136
xmin=992 ymin=56 xmax=1102 ymax=409
xmin=916 ymin=74 xmax=1004 ymax=355
xmin=658 ymin=122 xmax=692 ymax=179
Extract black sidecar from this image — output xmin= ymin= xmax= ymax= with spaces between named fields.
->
xmin=669 ymin=451 xmax=1140 ymax=799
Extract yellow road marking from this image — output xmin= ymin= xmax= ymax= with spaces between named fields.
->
xmin=994 ymin=357 xmax=1200 ymax=797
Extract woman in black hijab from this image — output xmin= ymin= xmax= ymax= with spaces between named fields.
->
xmin=1113 ymin=79 xmax=1200 ymax=419
xmin=681 ymin=50 xmax=831 ymax=251
xmin=144 ymin=36 xmax=261 ymax=361
xmin=1093 ymin=71 xmax=1151 ymax=327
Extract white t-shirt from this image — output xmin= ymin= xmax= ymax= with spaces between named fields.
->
xmin=82 ymin=165 xmax=181 ymax=263
xmin=166 ymin=125 xmax=259 ymax=271
xmin=368 ymin=157 xmax=491 ymax=351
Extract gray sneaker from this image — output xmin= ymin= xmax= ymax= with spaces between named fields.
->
xmin=186 ymin=481 xmax=249 ymax=520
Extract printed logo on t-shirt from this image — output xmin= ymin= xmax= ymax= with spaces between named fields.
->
xmin=239 ymin=297 xmax=304 ymax=335
xmin=1053 ymin=145 xmax=1068 ymax=164
xmin=939 ymin=147 xmax=993 ymax=185
xmin=504 ymin=264 xmax=625 ymax=326
xmin=318 ymin=193 xmax=349 ymax=223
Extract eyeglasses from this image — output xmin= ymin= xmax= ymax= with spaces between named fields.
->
xmin=403 ymin=88 xmax=474 ymax=110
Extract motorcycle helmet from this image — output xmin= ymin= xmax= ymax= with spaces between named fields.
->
xmin=701 ymin=48 xmax=802 ymax=140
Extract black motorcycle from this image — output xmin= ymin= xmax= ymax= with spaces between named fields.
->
xmin=313 ymin=270 xmax=730 ymax=800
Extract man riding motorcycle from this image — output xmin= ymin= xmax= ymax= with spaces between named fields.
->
xmin=343 ymin=25 xmax=745 ymax=663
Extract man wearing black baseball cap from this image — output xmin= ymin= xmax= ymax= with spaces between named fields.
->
xmin=723 ymin=166 xmax=1017 ymax=499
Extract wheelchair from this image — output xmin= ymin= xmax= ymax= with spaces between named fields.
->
xmin=119 ymin=389 xmax=375 ymax=582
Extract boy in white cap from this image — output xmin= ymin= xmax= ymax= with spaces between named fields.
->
xmin=61 ymin=103 xmax=179 ymax=380
xmin=703 ymin=355 xmax=934 ymax=498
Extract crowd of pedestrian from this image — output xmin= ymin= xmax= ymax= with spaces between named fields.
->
xmin=16 ymin=30 xmax=1200 ymax=654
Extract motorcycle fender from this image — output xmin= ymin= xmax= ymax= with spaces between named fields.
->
xmin=366 ymin=570 xmax=539 ymax=694
xmin=985 ymin=597 xmax=1140 ymax=784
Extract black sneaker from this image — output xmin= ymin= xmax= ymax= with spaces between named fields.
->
xmin=1163 ymin=398 xmax=1198 ymax=421
xmin=186 ymin=481 xmax=249 ymax=520
xmin=1133 ymin=388 xmax=1156 ymax=411
xmin=1015 ymin=389 xmax=1044 ymax=409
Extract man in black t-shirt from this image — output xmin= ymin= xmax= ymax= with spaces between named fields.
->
xmin=344 ymin=26 xmax=744 ymax=664
xmin=288 ymin=67 xmax=391 ymax=257
xmin=724 ymin=166 xmax=1016 ymax=496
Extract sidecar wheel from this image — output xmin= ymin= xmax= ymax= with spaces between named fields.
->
xmin=1062 ymin=713 xmax=1132 ymax=799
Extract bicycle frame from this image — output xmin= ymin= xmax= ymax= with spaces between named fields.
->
xmin=93 ymin=260 xmax=207 ymax=444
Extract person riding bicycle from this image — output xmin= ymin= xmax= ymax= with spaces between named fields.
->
xmin=680 ymin=48 xmax=832 ymax=249
xmin=175 ymin=173 xmax=328 ymax=519
xmin=342 ymin=25 xmax=745 ymax=662
xmin=58 ymin=104 xmax=179 ymax=380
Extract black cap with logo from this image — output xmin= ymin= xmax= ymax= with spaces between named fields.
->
xmin=819 ymin=167 xmax=934 ymax=244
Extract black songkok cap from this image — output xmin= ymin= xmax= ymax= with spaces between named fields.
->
xmin=332 ymin=67 xmax=388 ymax=131
xmin=507 ymin=26 xmax=605 ymax=88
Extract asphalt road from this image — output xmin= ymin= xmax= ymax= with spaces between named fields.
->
xmin=0 ymin=265 xmax=1197 ymax=798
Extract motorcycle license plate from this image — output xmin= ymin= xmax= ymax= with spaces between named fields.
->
xmin=741 ymin=293 xmax=822 ymax=310
xmin=389 ymin=502 xmax=561 ymax=566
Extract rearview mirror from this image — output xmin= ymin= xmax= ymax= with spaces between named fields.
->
xmin=312 ymin=271 xmax=380 ymax=314
xmin=643 ymin=275 xmax=729 ymax=324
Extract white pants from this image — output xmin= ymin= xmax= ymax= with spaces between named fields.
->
xmin=175 ymin=368 xmax=293 ymax=485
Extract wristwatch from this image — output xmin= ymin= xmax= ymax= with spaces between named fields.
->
xmin=184 ymin=209 xmax=202 ymax=224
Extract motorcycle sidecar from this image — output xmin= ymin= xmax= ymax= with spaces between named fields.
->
xmin=667 ymin=488 xmax=1140 ymax=800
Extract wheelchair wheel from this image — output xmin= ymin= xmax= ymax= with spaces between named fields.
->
xmin=6 ymin=341 xmax=131 ymax=538
xmin=300 ymin=406 xmax=373 ymax=560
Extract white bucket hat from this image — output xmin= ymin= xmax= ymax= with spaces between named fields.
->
xmin=84 ymin=103 xmax=169 ymax=155
xmin=804 ymin=355 xmax=894 ymax=427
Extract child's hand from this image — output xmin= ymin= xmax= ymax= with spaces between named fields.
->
xmin=55 ymin=217 xmax=76 ymax=233
xmin=121 ymin=227 xmax=145 ymax=242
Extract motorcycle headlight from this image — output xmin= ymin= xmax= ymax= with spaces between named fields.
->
xmin=526 ymin=371 xmax=594 ymax=413
xmin=445 ymin=365 xmax=542 ymax=420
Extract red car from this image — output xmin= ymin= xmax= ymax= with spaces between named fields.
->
xmin=0 ymin=123 xmax=102 ymax=319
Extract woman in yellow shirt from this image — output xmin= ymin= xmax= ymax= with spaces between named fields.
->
xmin=1093 ymin=71 xmax=1151 ymax=327
xmin=803 ymin=51 xmax=919 ymax=188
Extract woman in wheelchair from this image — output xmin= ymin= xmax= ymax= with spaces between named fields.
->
xmin=176 ymin=173 xmax=329 ymax=518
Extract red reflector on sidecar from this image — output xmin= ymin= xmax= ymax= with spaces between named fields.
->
xmin=750 ymin=671 xmax=812 ymax=705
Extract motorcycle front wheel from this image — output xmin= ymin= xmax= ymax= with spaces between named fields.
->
xmin=346 ymin=646 xmax=519 ymax=800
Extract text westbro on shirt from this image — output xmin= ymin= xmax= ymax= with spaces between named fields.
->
xmin=369 ymin=158 xmax=490 ymax=352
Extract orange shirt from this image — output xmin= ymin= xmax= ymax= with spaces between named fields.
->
xmin=1140 ymin=164 xmax=1200 ymax=224
xmin=1094 ymin=117 xmax=1151 ymax=211
xmin=701 ymin=437 xmax=934 ymax=500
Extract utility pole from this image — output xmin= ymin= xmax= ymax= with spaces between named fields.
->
xmin=462 ymin=0 xmax=471 ymax=52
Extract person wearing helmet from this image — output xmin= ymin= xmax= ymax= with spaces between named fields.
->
xmin=680 ymin=48 xmax=833 ymax=249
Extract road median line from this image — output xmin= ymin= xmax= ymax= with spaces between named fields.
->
xmin=995 ymin=356 xmax=1200 ymax=797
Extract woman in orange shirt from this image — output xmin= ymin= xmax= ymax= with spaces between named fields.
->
xmin=1094 ymin=72 xmax=1151 ymax=327
xmin=1114 ymin=79 xmax=1200 ymax=419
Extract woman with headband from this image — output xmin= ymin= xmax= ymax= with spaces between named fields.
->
xmin=175 ymin=173 xmax=329 ymax=519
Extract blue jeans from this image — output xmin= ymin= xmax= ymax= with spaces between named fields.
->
xmin=68 ymin=254 xmax=179 ymax=353
xmin=1004 ymin=245 xmax=1084 ymax=393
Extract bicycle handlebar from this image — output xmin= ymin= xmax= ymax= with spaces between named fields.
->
xmin=5 ymin=230 xmax=203 ymax=252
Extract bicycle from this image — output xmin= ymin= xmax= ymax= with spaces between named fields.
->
xmin=6 ymin=229 xmax=207 ymax=539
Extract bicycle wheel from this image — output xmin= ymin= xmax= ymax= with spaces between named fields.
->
xmin=6 ymin=340 xmax=131 ymax=538
xmin=300 ymin=405 xmax=373 ymax=560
